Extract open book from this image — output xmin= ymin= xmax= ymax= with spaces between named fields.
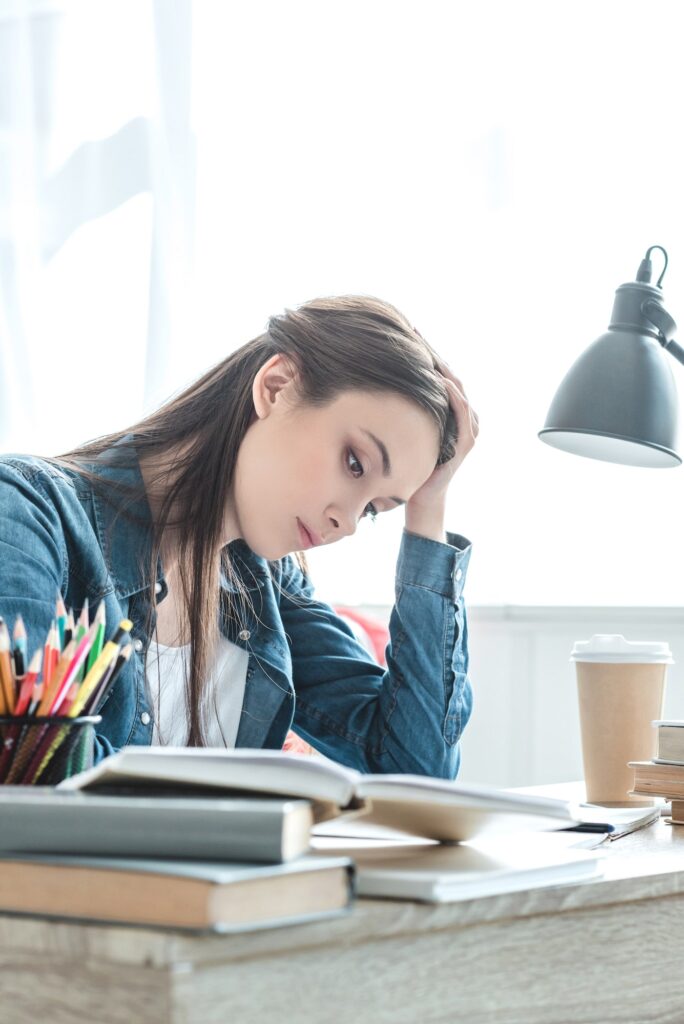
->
xmin=59 ymin=747 xmax=581 ymax=843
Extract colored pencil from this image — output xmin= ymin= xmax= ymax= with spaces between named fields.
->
xmin=63 ymin=609 xmax=74 ymax=647
xmin=49 ymin=625 xmax=60 ymax=682
xmin=27 ymin=680 xmax=44 ymax=717
xmin=85 ymin=601 xmax=106 ymax=675
xmin=0 ymin=621 xmax=15 ymax=714
xmin=83 ymin=643 xmax=132 ymax=714
xmin=76 ymin=600 xmax=89 ymax=633
xmin=12 ymin=615 xmax=27 ymax=679
xmin=68 ymin=619 xmax=132 ymax=718
xmin=43 ymin=621 xmax=56 ymax=688
xmin=55 ymin=594 xmax=67 ymax=650
xmin=13 ymin=650 xmax=43 ymax=717
xmin=36 ymin=640 xmax=76 ymax=717
xmin=48 ymin=621 xmax=99 ymax=716
xmin=57 ymin=681 xmax=80 ymax=717
xmin=1 ymin=608 xmax=134 ymax=785
xmin=73 ymin=600 xmax=90 ymax=683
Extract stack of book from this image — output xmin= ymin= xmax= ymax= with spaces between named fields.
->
xmin=630 ymin=719 xmax=684 ymax=823
xmin=0 ymin=748 xmax=640 ymax=932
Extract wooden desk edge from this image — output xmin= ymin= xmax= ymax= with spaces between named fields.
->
xmin=1 ymin=817 xmax=683 ymax=969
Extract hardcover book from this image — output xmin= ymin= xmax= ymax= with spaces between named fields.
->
xmin=0 ymin=853 xmax=353 ymax=931
xmin=0 ymin=787 xmax=313 ymax=863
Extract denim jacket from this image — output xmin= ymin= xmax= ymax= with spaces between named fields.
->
xmin=0 ymin=447 xmax=473 ymax=777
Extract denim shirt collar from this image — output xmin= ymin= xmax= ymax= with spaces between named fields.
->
xmin=80 ymin=439 xmax=270 ymax=601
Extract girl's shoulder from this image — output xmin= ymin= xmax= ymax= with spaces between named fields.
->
xmin=0 ymin=454 xmax=84 ymax=518
xmin=0 ymin=452 xmax=76 ymax=486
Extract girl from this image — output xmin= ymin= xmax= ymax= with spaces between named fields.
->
xmin=0 ymin=295 xmax=478 ymax=775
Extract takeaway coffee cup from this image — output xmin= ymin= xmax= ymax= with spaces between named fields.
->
xmin=571 ymin=635 xmax=673 ymax=805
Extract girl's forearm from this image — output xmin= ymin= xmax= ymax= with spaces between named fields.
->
xmin=404 ymin=497 xmax=447 ymax=544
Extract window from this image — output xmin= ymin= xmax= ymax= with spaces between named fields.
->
xmin=3 ymin=0 xmax=683 ymax=605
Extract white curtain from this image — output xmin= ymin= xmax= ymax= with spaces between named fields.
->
xmin=0 ymin=0 xmax=194 ymax=454
xmin=2 ymin=0 xmax=684 ymax=607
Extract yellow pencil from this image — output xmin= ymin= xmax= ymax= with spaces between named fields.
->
xmin=68 ymin=620 xmax=133 ymax=718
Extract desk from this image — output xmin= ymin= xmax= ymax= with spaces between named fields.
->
xmin=1 ymin=816 xmax=683 ymax=1024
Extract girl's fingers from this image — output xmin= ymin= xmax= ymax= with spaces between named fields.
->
xmin=445 ymin=378 xmax=478 ymax=439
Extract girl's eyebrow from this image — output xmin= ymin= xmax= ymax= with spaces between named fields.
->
xmin=358 ymin=428 xmax=406 ymax=506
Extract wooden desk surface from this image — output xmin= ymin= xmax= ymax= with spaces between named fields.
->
xmin=1 ymin=816 xmax=683 ymax=1024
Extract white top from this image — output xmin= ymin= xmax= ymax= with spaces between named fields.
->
xmin=146 ymin=636 xmax=249 ymax=747
xmin=570 ymin=634 xmax=674 ymax=664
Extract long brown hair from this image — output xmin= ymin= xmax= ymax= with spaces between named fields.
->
xmin=57 ymin=295 xmax=456 ymax=745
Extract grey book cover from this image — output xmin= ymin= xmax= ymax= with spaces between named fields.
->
xmin=0 ymin=787 xmax=313 ymax=863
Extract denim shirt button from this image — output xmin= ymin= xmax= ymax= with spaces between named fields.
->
xmin=238 ymin=629 xmax=251 ymax=642
xmin=454 ymin=568 xmax=463 ymax=581
xmin=133 ymin=638 xmax=144 ymax=653
xmin=140 ymin=711 xmax=151 ymax=726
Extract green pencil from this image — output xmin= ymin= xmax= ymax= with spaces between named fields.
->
xmin=85 ymin=601 xmax=106 ymax=674
xmin=55 ymin=593 xmax=67 ymax=650
xmin=73 ymin=599 xmax=89 ymax=684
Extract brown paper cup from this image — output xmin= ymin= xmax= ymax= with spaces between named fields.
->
xmin=576 ymin=660 xmax=667 ymax=805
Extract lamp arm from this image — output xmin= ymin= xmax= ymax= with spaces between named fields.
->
xmin=662 ymin=338 xmax=684 ymax=367
xmin=641 ymin=300 xmax=684 ymax=367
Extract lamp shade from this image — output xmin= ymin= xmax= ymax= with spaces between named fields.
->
xmin=538 ymin=280 xmax=681 ymax=468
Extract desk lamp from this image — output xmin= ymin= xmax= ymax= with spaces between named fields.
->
xmin=538 ymin=245 xmax=682 ymax=467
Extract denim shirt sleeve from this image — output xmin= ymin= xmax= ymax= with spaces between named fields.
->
xmin=0 ymin=462 xmax=68 ymax=638
xmin=280 ymin=528 xmax=473 ymax=778
xmin=0 ymin=461 xmax=119 ymax=764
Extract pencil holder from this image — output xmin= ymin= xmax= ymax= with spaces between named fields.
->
xmin=0 ymin=715 xmax=101 ymax=786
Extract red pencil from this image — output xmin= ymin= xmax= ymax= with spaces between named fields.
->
xmin=57 ymin=681 xmax=80 ymax=716
xmin=48 ymin=621 xmax=98 ymax=716
xmin=13 ymin=650 xmax=43 ymax=717
xmin=43 ymin=621 xmax=56 ymax=688
xmin=27 ymin=680 xmax=44 ymax=717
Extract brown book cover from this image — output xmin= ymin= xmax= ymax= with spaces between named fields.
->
xmin=669 ymin=798 xmax=684 ymax=825
xmin=0 ymin=854 xmax=353 ymax=932
xmin=629 ymin=760 xmax=684 ymax=799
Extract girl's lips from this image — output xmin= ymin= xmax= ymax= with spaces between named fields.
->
xmin=297 ymin=518 xmax=318 ymax=549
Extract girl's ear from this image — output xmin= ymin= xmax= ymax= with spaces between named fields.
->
xmin=252 ymin=354 xmax=298 ymax=420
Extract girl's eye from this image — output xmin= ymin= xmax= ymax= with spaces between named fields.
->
xmin=346 ymin=450 xmax=377 ymax=522
xmin=347 ymin=448 xmax=364 ymax=478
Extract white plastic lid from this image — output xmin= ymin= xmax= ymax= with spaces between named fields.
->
xmin=570 ymin=634 xmax=673 ymax=664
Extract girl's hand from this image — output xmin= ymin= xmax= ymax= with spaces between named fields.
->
xmin=404 ymin=365 xmax=479 ymax=540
